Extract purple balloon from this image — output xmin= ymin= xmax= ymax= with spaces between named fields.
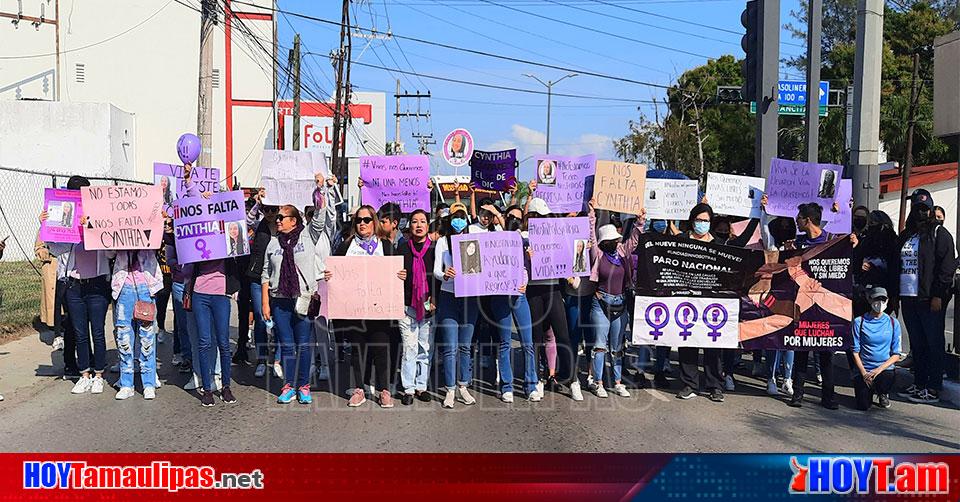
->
xmin=177 ymin=133 xmax=202 ymax=165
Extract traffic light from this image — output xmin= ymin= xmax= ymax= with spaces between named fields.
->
xmin=741 ymin=0 xmax=758 ymax=102
xmin=716 ymin=86 xmax=744 ymax=103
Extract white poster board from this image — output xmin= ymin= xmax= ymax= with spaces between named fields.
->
xmin=706 ymin=173 xmax=766 ymax=218
xmin=643 ymin=179 xmax=698 ymax=221
xmin=259 ymin=150 xmax=328 ymax=208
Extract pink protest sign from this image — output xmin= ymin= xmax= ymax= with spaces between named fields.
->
xmin=323 ymin=256 xmax=405 ymax=320
xmin=80 ymin=185 xmax=164 ymax=250
xmin=40 ymin=188 xmax=83 ymax=243
xmin=359 ymin=155 xmax=431 ymax=213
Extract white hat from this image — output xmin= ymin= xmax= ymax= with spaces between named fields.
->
xmin=528 ymin=198 xmax=551 ymax=216
xmin=597 ymin=224 xmax=622 ymax=243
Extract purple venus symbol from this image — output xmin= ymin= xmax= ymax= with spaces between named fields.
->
xmin=644 ymin=302 xmax=670 ymax=340
xmin=674 ymin=302 xmax=698 ymax=340
xmin=702 ymin=303 xmax=729 ymax=342
xmin=195 ymin=238 xmax=212 ymax=259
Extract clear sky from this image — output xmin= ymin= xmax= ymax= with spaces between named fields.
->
xmin=275 ymin=0 xmax=807 ymax=179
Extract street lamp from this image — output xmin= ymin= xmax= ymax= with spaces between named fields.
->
xmin=523 ymin=73 xmax=578 ymax=154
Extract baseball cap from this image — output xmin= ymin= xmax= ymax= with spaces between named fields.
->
xmin=910 ymin=188 xmax=934 ymax=210
xmin=449 ymin=202 xmax=468 ymax=215
xmin=867 ymin=286 xmax=888 ymax=301
xmin=528 ymin=198 xmax=552 ymax=216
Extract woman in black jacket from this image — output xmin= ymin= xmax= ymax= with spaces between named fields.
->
xmin=896 ymin=189 xmax=956 ymax=405
xmin=246 ymin=196 xmax=282 ymax=379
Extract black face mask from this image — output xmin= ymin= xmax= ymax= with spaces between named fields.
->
xmin=599 ymin=240 xmax=618 ymax=253
xmin=713 ymin=232 xmax=730 ymax=242
xmin=852 ymin=216 xmax=867 ymax=231
xmin=936 ymin=219 xmax=944 ymax=226
xmin=504 ymin=216 xmax=522 ymax=232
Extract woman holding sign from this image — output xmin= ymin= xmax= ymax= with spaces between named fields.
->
xmin=433 ymin=203 xmax=481 ymax=409
xmin=398 ymin=209 xmax=438 ymax=405
xmin=106 ymin=249 xmax=163 ymax=400
xmin=331 ymin=205 xmax=402 ymax=409
xmin=586 ymin=199 xmax=644 ymax=399
xmin=262 ymin=200 xmax=325 ymax=405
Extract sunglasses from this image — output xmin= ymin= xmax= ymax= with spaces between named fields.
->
xmin=354 ymin=216 xmax=375 ymax=224
xmin=275 ymin=214 xmax=295 ymax=222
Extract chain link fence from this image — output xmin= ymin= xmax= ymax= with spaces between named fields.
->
xmin=0 ymin=165 xmax=148 ymax=334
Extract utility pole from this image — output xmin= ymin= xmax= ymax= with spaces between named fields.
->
xmin=395 ymin=88 xmax=431 ymax=155
xmin=291 ymin=34 xmax=301 ymax=151
xmin=804 ymin=0 xmax=823 ymax=162
xmin=898 ymin=52 xmax=921 ymax=232
xmin=330 ymin=0 xmax=350 ymax=181
xmin=756 ymin=0 xmax=779 ymax=178
xmin=523 ymin=73 xmax=578 ymax=154
xmin=197 ymin=0 xmax=216 ymax=168
xmin=850 ymin=0 xmax=885 ymax=210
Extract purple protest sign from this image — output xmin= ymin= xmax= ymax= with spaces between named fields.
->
xmin=360 ymin=155 xmax=430 ymax=213
xmin=824 ymin=179 xmax=853 ymax=233
xmin=173 ymin=191 xmax=248 ymax=264
xmin=528 ymin=217 xmax=592 ymax=280
xmin=154 ymin=162 xmax=221 ymax=213
xmin=40 ymin=188 xmax=83 ymax=243
xmin=533 ymin=154 xmax=596 ymax=213
xmin=470 ymin=149 xmax=517 ymax=192
xmin=765 ymin=158 xmax=842 ymax=218
xmin=451 ymin=231 xmax=525 ymax=297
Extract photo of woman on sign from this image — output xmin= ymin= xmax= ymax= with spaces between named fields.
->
xmin=818 ymin=169 xmax=837 ymax=199
xmin=448 ymin=133 xmax=466 ymax=160
xmin=459 ymin=239 xmax=482 ymax=275
xmin=572 ymin=239 xmax=588 ymax=273
xmin=225 ymin=221 xmax=249 ymax=257
xmin=537 ymin=159 xmax=557 ymax=185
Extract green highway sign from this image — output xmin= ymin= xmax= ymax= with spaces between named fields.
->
xmin=750 ymin=102 xmax=828 ymax=117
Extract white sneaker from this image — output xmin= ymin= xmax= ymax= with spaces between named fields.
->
xmin=171 ymin=354 xmax=184 ymax=366
xmin=766 ymin=378 xmax=779 ymax=396
xmin=501 ymin=391 xmax=514 ymax=403
xmin=570 ymin=381 xmax=584 ymax=401
xmin=155 ymin=379 xmax=162 ymax=389
xmin=52 ymin=336 xmax=64 ymax=351
xmin=143 ymin=386 xmax=156 ymax=400
xmin=613 ymin=383 xmax=631 ymax=397
xmin=536 ymin=380 xmax=545 ymax=396
xmin=109 ymin=363 xmax=119 ymax=373
xmin=528 ymin=390 xmax=542 ymax=402
xmin=0 ymin=394 xmax=4 ymax=401
xmin=781 ymin=379 xmax=794 ymax=396
xmin=184 ymin=375 xmax=200 ymax=390
xmin=273 ymin=362 xmax=283 ymax=379
xmin=593 ymin=384 xmax=608 ymax=398
xmin=90 ymin=376 xmax=104 ymax=394
xmin=442 ymin=389 xmax=455 ymax=409
xmin=115 ymin=387 xmax=135 ymax=400
xmin=586 ymin=374 xmax=595 ymax=388
xmin=457 ymin=386 xmax=476 ymax=405
xmin=214 ymin=375 xmax=223 ymax=391
xmin=724 ymin=375 xmax=735 ymax=392
xmin=254 ymin=363 xmax=267 ymax=378
xmin=71 ymin=376 xmax=93 ymax=394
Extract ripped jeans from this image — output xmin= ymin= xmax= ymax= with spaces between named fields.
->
xmin=114 ymin=284 xmax=157 ymax=389
xmin=590 ymin=292 xmax=626 ymax=385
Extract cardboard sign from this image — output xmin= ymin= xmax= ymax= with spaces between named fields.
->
xmin=80 ymin=185 xmax=163 ymax=250
xmin=527 ymin=217 xmax=592 ymax=280
xmin=765 ymin=158 xmax=843 ymax=218
xmin=534 ymin=154 xmax=596 ymax=213
xmin=40 ymin=188 xmax=82 ymax=243
xmin=260 ymin=150 xmax=327 ymax=208
xmin=451 ymin=231 xmax=525 ymax=297
xmin=323 ymin=256 xmax=405 ymax=320
xmin=633 ymin=296 xmax=740 ymax=348
xmin=470 ymin=149 xmax=517 ymax=191
xmin=360 ymin=155 xmax=431 ymax=213
xmin=643 ymin=179 xmax=698 ymax=221
xmin=153 ymin=163 xmax=220 ymax=213
xmin=173 ymin=191 xmax=249 ymax=264
xmin=706 ymin=173 xmax=766 ymax=218
xmin=593 ymin=161 xmax=647 ymax=214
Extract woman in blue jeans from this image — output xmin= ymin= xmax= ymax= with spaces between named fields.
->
xmin=586 ymin=199 xmax=643 ymax=398
xmin=246 ymin=192 xmax=284 ymax=379
xmin=107 ymin=249 xmax=163 ymax=400
xmin=262 ymin=199 xmax=329 ymax=404
xmin=433 ymin=203 xmax=481 ymax=409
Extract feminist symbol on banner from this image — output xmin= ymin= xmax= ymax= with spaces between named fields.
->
xmin=195 ymin=239 xmax=211 ymax=260
xmin=675 ymin=302 xmax=698 ymax=340
xmin=703 ymin=303 xmax=729 ymax=342
xmin=645 ymin=302 xmax=670 ymax=340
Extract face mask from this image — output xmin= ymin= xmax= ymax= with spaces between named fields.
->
xmin=713 ymin=232 xmax=730 ymax=241
xmin=936 ymin=219 xmax=944 ymax=227
xmin=450 ymin=218 xmax=468 ymax=233
xmin=693 ymin=221 xmax=711 ymax=236
xmin=852 ymin=216 xmax=867 ymax=231
xmin=599 ymin=240 xmax=618 ymax=253
xmin=652 ymin=221 xmax=667 ymax=234
xmin=871 ymin=299 xmax=887 ymax=313
xmin=505 ymin=216 xmax=522 ymax=232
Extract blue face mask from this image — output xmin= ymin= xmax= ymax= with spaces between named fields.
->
xmin=652 ymin=221 xmax=667 ymax=234
xmin=693 ymin=221 xmax=711 ymax=236
xmin=451 ymin=217 xmax=468 ymax=233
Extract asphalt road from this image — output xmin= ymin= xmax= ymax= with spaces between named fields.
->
xmin=0 ymin=313 xmax=956 ymax=453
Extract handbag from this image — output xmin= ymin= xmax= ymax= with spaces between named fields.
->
xmin=129 ymin=252 xmax=157 ymax=323
xmin=598 ymin=296 xmax=626 ymax=320
xmin=295 ymin=267 xmax=313 ymax=317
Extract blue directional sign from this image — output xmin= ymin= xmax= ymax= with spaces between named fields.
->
xmin=777 ymin=81 xmax=829 ymax=107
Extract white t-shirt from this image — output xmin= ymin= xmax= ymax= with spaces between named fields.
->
xmin=899 ymin=235 xmax=920 ymax=297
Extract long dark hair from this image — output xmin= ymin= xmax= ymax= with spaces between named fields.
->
xmin=862 ymin=210 xmax=898 ymax=260
xmin=901 ymin=203 xmax=936 ymax=245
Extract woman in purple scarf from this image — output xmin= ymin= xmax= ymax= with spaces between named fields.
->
xmin=397 ymin=209 xmax=437 ymax=405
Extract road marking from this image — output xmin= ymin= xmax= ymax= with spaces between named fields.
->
xmin=645 ymin=388 xmax=669 ymax=402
